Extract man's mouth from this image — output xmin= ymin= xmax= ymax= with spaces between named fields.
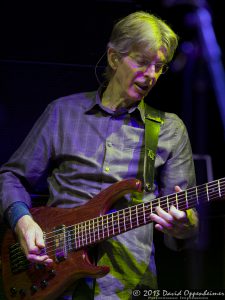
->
xmin=134 ymin=83 xmax=149 ymax=93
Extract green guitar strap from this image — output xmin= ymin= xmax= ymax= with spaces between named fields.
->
xmin=144 ymin=103 xmax=165 ymax=192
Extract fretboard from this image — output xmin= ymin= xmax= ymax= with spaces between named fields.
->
xmin=47 ymin=178 xmax=225 ymax=255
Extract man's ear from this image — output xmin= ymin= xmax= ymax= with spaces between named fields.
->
xmin=107 ymin=48 xmax=119 ymax=70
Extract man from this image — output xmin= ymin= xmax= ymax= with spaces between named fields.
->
xmin=0 ymin=11 xmax=198 ymax=299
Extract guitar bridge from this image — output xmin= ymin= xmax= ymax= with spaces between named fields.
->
xmin=54 ymin=225 xmax=67 ymax=262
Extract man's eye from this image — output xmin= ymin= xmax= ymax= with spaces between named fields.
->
xmin=136 ymin=60 xmax=148 ymax=67
xmin=155 ymin=64 xmax=163 ymax=71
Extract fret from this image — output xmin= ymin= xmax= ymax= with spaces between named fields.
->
xmin=206 ymin=183 xmax=209 ymax=202
xmin=166 ymin=196 xmax=169 ymax=212
xmin=218 ymin=179 xmax=221 ymax=198
xmin=150 ymin=201 xmax=153 ymax=214
xmin=106 ymin=214 xmax=110 ymax=237
xmin=77 ymin=223 xmax=81 ymax=247
xmin=222 ymin=178 xmax=225 ymax=197
xmin=93 ymin=218 xmax=98 ymax=243
xmin=84 ymin=221 xmax=88 ymax=245
xmin=65 ymin=228 xmax=70 ymax=251
xmin=77 ymin=223 xmax=81 ymax=248
xmin=74 ymin=224 xmax=78 ymax=249
xmin=88 ymin=220 xmax=91 ymax=244
xmin=185 ymin=190 xmax=189 ymax=209
xmin=100 ymin=216 xmax=104 ymax=239
xmin=143 ymin=203 xmax=146 ymax=224
xmin=187 ymin=187 xmax=196 ymax=208
xmin=175 ymin=193 xmax=178 ymax=209
xmin=92 ymin=219 xmax=96 ymax=242
xmin=136 ymin=205 xmax=139 ymax=226
xmin=112 ymin=213 xmax=115 ymax=235
xmin=110 ymin=214 xmax=114 ymax=236
xmin=94 ymin=218 xmax=97 ymax=241
xmin=118 ymin=209 xmax=125 ymax=232
xmin=123 ymin=209 xmax=127 ymax=231
xmin=114 ymin=212 xmax=118 ymax=234
xmin=176 ymin=193 xmax=180 ymax=210
xmin=80 ymin=222 xmax=85 ymax=246
xmin=117 ymin=211 xmax=120 ymax=234
xmin=129 ymin=207 xmax=132 ymax=229
xmin=166 ymin=194 xmax=174 ymax=211
xmin=157 ymin=197 xmax=161 ymax=207
xmin=195 ymin=186 xmax=199 ymax=205
xmin=208 ymin=181 xmax=219 ymax=201
xmin=83 ymin=222 xmax=87 ymax=245
xmin=97 ymin=217 xmax=100 ymax=241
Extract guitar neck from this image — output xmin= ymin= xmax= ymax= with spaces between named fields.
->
xmin=46 ymin=178 xmax=225 ymax=253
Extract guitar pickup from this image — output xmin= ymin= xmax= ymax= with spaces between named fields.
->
xmin=9 ymin=242 xmax=30 ymax=274
xmin=53 ymin=225 xmax=67 ymax=262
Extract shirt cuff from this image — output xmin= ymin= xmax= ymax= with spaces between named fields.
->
xmin=4 ymin=202 xmax=31 ymax=230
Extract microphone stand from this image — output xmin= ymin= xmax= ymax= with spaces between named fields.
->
xmin=194 ymin=2 xmax=225 ymax=139
xmin=163 ymin=0 xmax=225 ymax=138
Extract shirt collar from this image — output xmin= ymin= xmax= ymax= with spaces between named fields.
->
xmin=85 ymin=86 xmax=145 ymax=121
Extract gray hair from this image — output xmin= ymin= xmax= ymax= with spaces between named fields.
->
xmin=105 ymin=11 xmax=179 ymax=81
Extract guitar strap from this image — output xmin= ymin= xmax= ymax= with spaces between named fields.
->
xmin=144 ymin=103 xmax=165 ymax=192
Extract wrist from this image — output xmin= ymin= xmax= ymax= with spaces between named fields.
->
xmin=5 ymin=202 xmax=31 ymax=230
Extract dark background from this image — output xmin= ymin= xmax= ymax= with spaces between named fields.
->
xmin=0 ymin=0 xmax=225 ymax=293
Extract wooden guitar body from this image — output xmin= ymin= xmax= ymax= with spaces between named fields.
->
xmin=1 ymin=179 xmax=142 ymax=300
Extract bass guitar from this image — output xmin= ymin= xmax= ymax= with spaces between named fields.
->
xmin=1 ymin=177 xmax=225 ymax=300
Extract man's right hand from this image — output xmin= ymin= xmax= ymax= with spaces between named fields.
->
xmin=15 ymin=215 xmax=53 ymax=265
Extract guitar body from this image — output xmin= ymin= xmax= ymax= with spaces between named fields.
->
xmin=1 ymin=179 xmax=142 ymax=300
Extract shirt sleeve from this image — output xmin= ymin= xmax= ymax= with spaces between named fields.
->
xmin=157 ymin=114 xmax=197 ymax=250
xmin=0 ymin=101 xmax=57 ymax=218
xmin=158 ymin=113 xmax=196 ymax=195
xmin=5 ymin=201 xmax=31 ymax=230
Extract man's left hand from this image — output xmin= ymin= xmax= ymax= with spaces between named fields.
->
xmin=150 ymin=186 xmax=199 ymax=239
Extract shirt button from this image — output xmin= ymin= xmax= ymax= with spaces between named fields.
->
xmin=105 ymin=167 xmax=110 ymax=172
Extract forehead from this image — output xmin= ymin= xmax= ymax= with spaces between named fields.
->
xmin=130 ymin=46 xmax=167 ymax=62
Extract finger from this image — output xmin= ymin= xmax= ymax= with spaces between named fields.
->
xmin=169 ymin=205 xmax=187 ymax=222
xmin=154 ymin=223 xmax=165 ymax=233
xmin=35 ymin=228 xmax=45 ymax=249
xmin=44 ymin=258 xmax=54 ymax=266
xmin=28 ymin=255 xmax=53 ymax=265
xmin=26 ymin=231 xmax=42 ymax=254
xmin=28 ymin=254 xmax=49 ymax=263
xmin=150 ymin=212 xmax=173 ymax=229
xmin=174 ymin=185 xmax=182 ymax=193
xmin=155 ymin=206 xmax=174 ymax=224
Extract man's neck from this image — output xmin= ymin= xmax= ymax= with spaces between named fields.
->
xmin=101 ymin=82 xmax=140 ymax=111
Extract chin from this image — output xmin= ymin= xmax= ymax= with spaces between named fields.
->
xmin=131 ymin=93 xmax=144 ymax=102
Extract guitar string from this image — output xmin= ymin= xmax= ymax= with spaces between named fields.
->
xmin=43 ymin=179 xmax=225 ymax=239
xmin=42 ymin=184 xmax=225 ymax=254
xmin=10 ymin=181 xmax=225 ymax=262
xmin=43 ymin=180 xmax=225 ymax=242
xmin=41 ymin=179 xmax=225 ymax=238
xmin=44 ymin=185 xmax=225 ymax=253
xmin=11 ymin=188 xmax=225 ymax=267
xmin=11 ymin=182 xmax=225 ymax=263
xmin=11 ymin=184 xmax=225 ymax=263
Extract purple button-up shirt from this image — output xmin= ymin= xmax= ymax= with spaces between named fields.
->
xmin=0 ymin=90 xmax=195 ymax=299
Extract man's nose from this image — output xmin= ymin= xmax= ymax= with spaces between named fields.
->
xmin=143 ymin=64 xmax=157 ymax=77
